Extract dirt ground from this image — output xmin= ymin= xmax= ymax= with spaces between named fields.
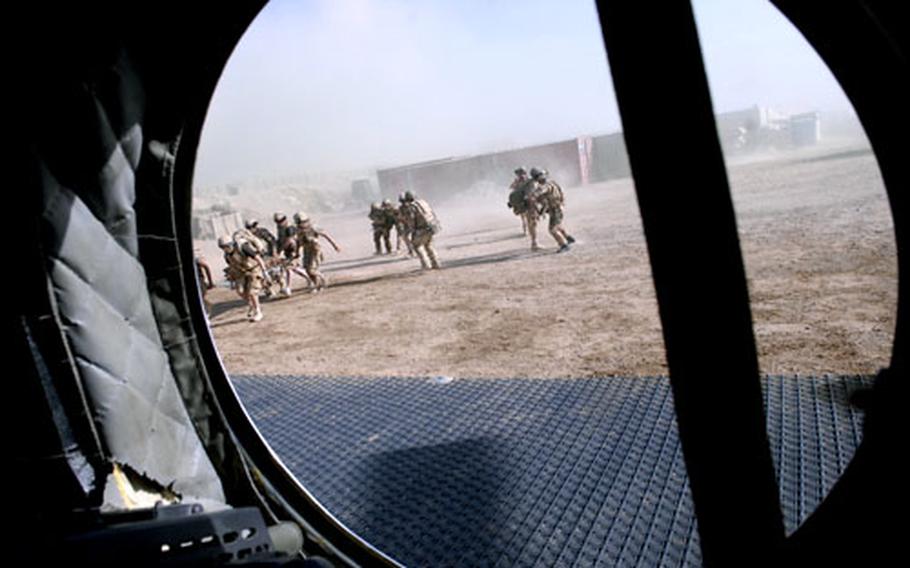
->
xmin=200 ymin=144 xmax=896 ymax=378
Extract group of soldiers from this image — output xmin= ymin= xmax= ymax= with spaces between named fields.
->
xmin=368 ymin=190 xmax=441 ymax=270
xmin=369 ymin=199 xmax=410 ymax=256
xmin=199 ymin=191 xmax=441 ymax=323
xmin=507 ymin=166 xmax=575 ymax=252
xmin=212 ymin=211 xmax=340 ymax=322
xmin=199 ymin=169 xmax=569 ymax=323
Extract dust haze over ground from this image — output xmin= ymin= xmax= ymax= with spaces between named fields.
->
xmin=198 ymin=140 xmax=896 ymax=379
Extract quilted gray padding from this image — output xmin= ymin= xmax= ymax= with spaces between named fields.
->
xmin=39 ymin=64 xmax=225 ymax=505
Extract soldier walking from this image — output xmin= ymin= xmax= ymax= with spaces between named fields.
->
xmin=401 ymin=191 xmax=441 ymax=269
xmin=234 ymin=226 xmax=279 ymax=297
xmin=369 ymin=201 xmax=394 ymax=255
xmin=395 ymin=193 xmax=415 ymax=256
xmin=531 ymin=169 xmax=576 ymax=252
xmin=293 ymin=211 xmax=341 ymax=291
xmin=195 ymin=249 xmax=215 ymax=316
xmin=379 ymin=199 xmax=401 ymax=254
xmin=508 ymin=167 xmax=531 ymax=235
xmin=273 ymin=212 xmax=313 ymax=294
xmin=218 ymin=236 xmax=244 ymax=297
xmin=509 ymin=167 xmax=544 ymax=251
xmin=274 ymin=212 xmax=296 ymax=253
xmin=218 ymin=233 xmax=268 ymax=322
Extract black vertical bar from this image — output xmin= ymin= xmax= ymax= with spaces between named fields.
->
xmin=596 ymin=2 xmax=785 ymax=565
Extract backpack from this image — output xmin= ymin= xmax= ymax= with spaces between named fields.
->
xmin=509 ymin=179 xmax=536 ymax=214
xmin=508 ymin=187 xmax=528 ymax=214
xmin=412 ymin=199 xmax=441 ymax=234
xmin=233 ymin=229 xmax=267 ymax=258
xmin=547 ymin=181 xmax=565 ymax=207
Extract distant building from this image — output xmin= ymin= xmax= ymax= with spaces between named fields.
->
xmin=351 ymin=178 xmax=377 ymax=204
xmin=589 ymin=133 xmax=630 ymax=183
xmin=790 ymin=112 xmax=821 ymax=146
xmin=192 ymin=206 xmax=243 ymax=240
xmin=715 ymin=105 xmax=821 ymax=153
xmin=374 ymin=105 xmax=820 ymax=200
xmin=376 ymin=138 xmax=594 ymax=202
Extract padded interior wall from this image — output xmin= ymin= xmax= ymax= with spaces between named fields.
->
xmin=36 ymin=48 xmax=225 ymax=504
xmin=18 ymin=4 xmax=269 ymax=512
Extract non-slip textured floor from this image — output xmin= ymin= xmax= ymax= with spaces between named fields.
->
xmin=231 ymin=374 xmax=870 ymax=567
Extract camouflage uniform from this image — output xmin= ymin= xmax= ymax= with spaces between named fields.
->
xmin=195 ymin=254 xmax=215 ymax=316
xmin=509 ymin=174 xmax=530 ymax=235
xmin=250 ymin=226 xmax=277 ymax=257
xmin=264 ymin=255 xmax=293 ymax=295
xmin=222 ymin=248 xmax=245 ymax=295
xmin=408 ymin=198 xmax=441 ymax=269
xmin=294 ymin=218 xmax=340 ymax=290
xmin=275 ymin=219 xmax=298 ymax=258
xmin=394 ymin=203 xmax=414 ymax=255
xmin=369 ymin=203 xmax=394 ymax=254
xmin=536 ymin=176 xmax=575 ymax=251
xmin=296 ymin=224 xmax=323 ymax=288
xmin=378 ymin=201 xmax=408 ymax=254
xmin=231 ymin=249 xmax=265 ymax=298
xmin=273 ymin=217 xmax=312 ymax=293
xmin=509 ymin=177 xmax=542 ymax=250
xmin=231 ymin=229 xmax=269 ymax=295
xmin=222 ymin=241 xmax=266 ymax=321
xmin=234 ymin=228 xmax=278 ymax=297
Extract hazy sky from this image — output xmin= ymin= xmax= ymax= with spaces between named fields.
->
xmin=195 ymin=0 xmax=854 ymax=188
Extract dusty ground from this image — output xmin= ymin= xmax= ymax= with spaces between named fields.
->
xmin=201 ymin=144 xmax=896 ymax=378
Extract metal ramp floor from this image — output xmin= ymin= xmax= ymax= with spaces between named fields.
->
xmin=232 ymin=374 xmax=870 ymax=567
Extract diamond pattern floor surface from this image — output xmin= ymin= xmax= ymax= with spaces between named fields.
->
xmin=231 ymin=374 xmax=870 ymax=567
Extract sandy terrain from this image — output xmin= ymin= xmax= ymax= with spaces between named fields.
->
xmin=200 ymin=145 xmax=896 ymax=378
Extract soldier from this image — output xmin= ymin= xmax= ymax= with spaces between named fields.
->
xmin=395 ymin=192 xmax=415 ymax=256
xmin=218 ymin=236 xmax=244 ymax=297
xmin=531 ymin=168 xmax=576 ymax=253
xmin=509 ymin=167 xmax=531 ymax=235
xmin=509 ymin=167 xmax=543 ymax=251
xmin=245 ymin=219 xmax=277 ymax=257
xmin=273 ymin=212 xmax=312 ymax=294
xmin=293 ymin=211 xmax=341 ymax=291
xmin=195 ymin=249 xmax=215 ymax=316
xmin=274 ymin=212 xmax=297 ymax=254
xmin=234 ymin=226 xmax=278 ymax=298
xmin=369 ymin=201 xmax=393 ymax=255
xmin=402 ymin=191 xmax=441 ymax=269
xmin=380 ymin=199 xmax=399 ymax=252
xmin=220 ymin=233 xmax=268 ymax=322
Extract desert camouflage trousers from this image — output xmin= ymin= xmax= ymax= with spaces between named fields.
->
xmin=373 ymin=225 xmax=392 ymax=254
xmin=302 ymin=247 xmax=327 ymax=289
xmin=240 ymin=270 xmax=264 ymax=298
xmin=548 ymin=207 xmax=568 ymax=247
xmin=396 ymin=222 xmax=414 ymax=254
xmin=411 ymin=228 xmax=440 ymax=269
xmin=526 ymin=212 xmax=541 ymax=251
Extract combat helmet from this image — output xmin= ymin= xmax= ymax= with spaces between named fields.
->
xmin=529 ymin=167 xmax=543 ymax=179
xmin=245 ymin=219 xmax=259 ymax=229
xmin=514 ymin=166 xmax=527 ymax=176
xmin=273 ymin=212 xmax=286 ymax=223
xmin=381 ymin=199 xmax=392 ymax=207
xmin=217 ymin=236 xmax=233 ymax=248
xmin=293 ymin=211 xmax=309 ymax=225
xmin=403 ymin=190 xmax=415 ymax=202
